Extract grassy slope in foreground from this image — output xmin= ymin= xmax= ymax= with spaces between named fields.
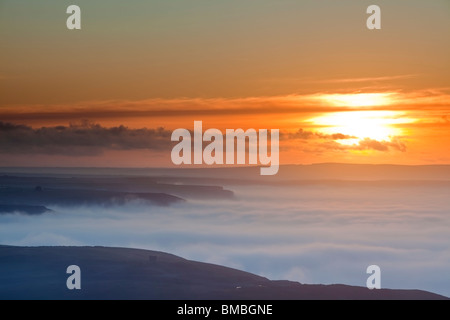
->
xmin=0 ymin=245 xmax=447 ymax=300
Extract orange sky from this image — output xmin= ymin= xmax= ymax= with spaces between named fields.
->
xmin=0 ymin=1 xmax=449 ymax=167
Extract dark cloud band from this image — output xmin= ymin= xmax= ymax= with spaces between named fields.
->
xmin=0 ymin=121 xmax=172 ymax=155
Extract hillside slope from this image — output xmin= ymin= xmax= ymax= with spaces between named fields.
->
xmin=0 ymin=246 xmax=447 ymax=300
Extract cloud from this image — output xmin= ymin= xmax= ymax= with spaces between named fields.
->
xmin=281 ymin=129 xmax=406 ymax=152
xmin=284 ymin=128 xmax=356 ymax=140
xmin=356 ymin=138 xmax=407 ymax=152
xmin=0 ymin=120 xmax=406 ymax=157
xmin=1 ymin=90 xmax=449 ymax=128
xmin=0 ymin=96 xmax=345 ymax=123
xmin=318 ymin=138 xmax=407 ymax=153
xmin=0 ymin=121 xmax=172 ymax=155
xmin=314 ymin=74 xmax=418 ymax=84
xmin=11 ymin=232 xmax=84 ymax=247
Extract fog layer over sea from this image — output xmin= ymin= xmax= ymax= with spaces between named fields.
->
xmin=1 ymin=166 xmax=449 ymax=297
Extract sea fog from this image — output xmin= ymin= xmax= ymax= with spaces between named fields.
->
xmin=1 ymin=174 xmax=449 ymax=297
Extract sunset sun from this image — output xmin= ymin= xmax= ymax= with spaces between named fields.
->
xmin=309 ymin=110 xmax=415 ymax=145
xmin=306 ymin=92 xmax=417 ymax=146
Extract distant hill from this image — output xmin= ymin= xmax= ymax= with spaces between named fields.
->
xmin=0 ymin=174 xmax=234 ymax=201
xmin=166 ymin=163 xmax=450 ymax=181
xmin=0 ymin=186 xmax=184 ymax=208
xmin=0 ymin=204 xmax=52 ymax=215
xmin=2 ymin=163 xmax=450 ymax=182
xmin=0 ymin=246 xmax=447 ymax=300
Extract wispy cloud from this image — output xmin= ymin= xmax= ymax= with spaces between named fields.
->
xmin=1 ymin=90 xmax=449 ymax=124
xmin=283 ymin=128 xmax=356 ymax=140
xmin=314 ymin=74 xmax=418 ymax=84
xmin=0 ymin=96 xmax=346 ymax=123
xmin=319 ymin=138 xmax=407 ymax=152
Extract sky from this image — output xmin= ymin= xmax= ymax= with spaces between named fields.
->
xmin=1 ymin=0 xmax=450 ymax=167
xmin=1 ymin=1 xmax=450 ymax=299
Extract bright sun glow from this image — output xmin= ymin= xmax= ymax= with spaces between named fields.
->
xmin=318 ymin=93 xmax=395 ymax=107
xmin=309 ymin=111 xmax=415 ymax=144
